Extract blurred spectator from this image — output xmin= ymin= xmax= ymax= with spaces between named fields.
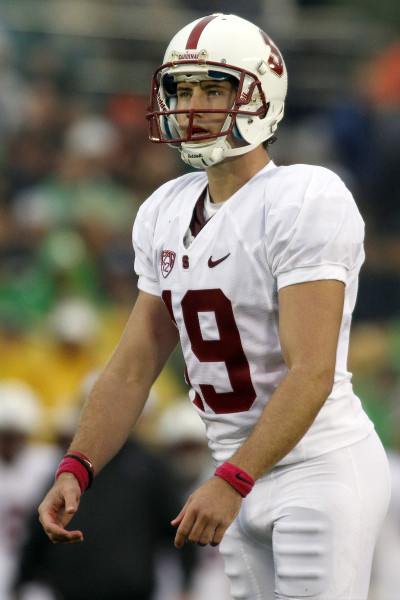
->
xmin=348 ymin=321 xmax=399 ymax=447
xmin=0 ymin=296 xmax=102 ymax=421
xmin=0 ymin=30 xmax=29 ymax=139
xmin=2 ymin=108 xmax=142 ymax=336
xmin=106 ymin=92 xmax=183 ymax=199
xmin=154 ymin=401 xmax=233 ymax=600
xmin=0 ymin=230 xmax=54 ymax=328
xmin=99 ymin=241 xmax=139 ymax=310
xmin=30 ymin=297 xmax=104 ymax=411
xmin=157 ymin=399 xmax=211 ymax=491
xmin=317 ymin=40 xmax=400 ymax=321
xmin=12 ymin=111 xmax=136 ymax=252
xmin=0 ymin=292 xmax=186 ymax=438
xmin=14 ymin=401 xmax=196 ymax=600
xmin=4 ymin=82 xmax=70 ymax=201
xmin=366 ymin=41 xmax=400 ymax=109
xmin=0 ymin=379 xmax=58 ymax=600
xmin=325 ymin=40 xmax=400 ymax=236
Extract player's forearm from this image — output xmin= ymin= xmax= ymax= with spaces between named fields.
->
xmin=67 ymin=367 xmax=151 ymax=474
xmin=65 ymin=291 xmax=179 ymax=475
xmin=65 ymin=338 xmax=163 ymax=474
xmin=228 ymin=365 xmax=333 ymax=480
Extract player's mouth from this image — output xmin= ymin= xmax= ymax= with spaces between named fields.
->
xmin=180 ymin=123 xmax=217 ymax=142
xmin=191 ymin=126 xmax=209 ymax=137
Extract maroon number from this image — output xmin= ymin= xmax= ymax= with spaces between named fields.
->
xmin=180 ymin=289 xmax=256 ymax=414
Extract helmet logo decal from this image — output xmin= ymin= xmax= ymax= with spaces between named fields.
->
xmin=178 ymin=52 xmax=201 ymax=60
xmin=161 ymin=250 xmax=176 ymax=278
xmin=157 ymin=91 xmax=168 ymax=112
xmin=185 ymin=15 xmax=218 ymax=49
xmin=259 ymin=30 xmax=285 ymax=77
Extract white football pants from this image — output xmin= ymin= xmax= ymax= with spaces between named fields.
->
xmin=219 ymin=431 xmax=390 ymax=600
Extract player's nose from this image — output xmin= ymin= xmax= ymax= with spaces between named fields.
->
xmin=186 ymin=88 xmax=204 ymax=114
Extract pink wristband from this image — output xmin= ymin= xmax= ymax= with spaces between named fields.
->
xmin=214 ymin=462 xmax=255 ymax=498
xmin=66 ymin=451 xmax=94 ymax=478
xmin=55 ymin=452 xmax=94 ymax=493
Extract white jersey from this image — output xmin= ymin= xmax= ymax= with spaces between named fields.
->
xmin=132 ymin=161 xmax=373 ymax=464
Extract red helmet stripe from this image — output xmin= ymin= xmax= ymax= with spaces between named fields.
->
xmin=185 ymin=15 xmax=217 ymax=49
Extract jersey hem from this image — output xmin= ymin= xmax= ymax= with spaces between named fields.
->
xmin=277 ymin=263 xmax=347 ymax=290
xmin=137 ymin=277 xmax=160 ymax=297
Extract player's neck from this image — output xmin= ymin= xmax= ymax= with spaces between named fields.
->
xmin=206 ymin=146 xmax=270 ymax=204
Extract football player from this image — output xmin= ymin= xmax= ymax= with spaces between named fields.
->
xmin=39 ymin=14 xmax=390 ymax=600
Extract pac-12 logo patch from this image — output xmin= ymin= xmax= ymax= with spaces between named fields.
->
xmin=161 ymin=250 xmax=176 ymax=278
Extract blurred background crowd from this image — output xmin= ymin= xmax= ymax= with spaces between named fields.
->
xmin=0 ymin=1 xmax=399 ymax=599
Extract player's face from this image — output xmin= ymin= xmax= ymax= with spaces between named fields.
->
xmin=176 ymin=79 xmax=236 ymax=142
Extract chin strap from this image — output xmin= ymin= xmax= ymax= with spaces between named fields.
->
xmin=180 ymin=138 xmax=262 ymax=169
xmin=177 ymin=106 xmax=271 ymax=168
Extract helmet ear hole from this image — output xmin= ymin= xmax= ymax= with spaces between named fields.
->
xmin=235 ymin=100 xmax=284 ymax=145
xmin=259 ymin=103 xmax=269 ymax=119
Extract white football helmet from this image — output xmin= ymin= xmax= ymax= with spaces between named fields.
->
xmin=147 ymin=13 xmax=288 ymax=168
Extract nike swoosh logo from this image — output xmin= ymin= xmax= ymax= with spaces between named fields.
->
xmin=208 ymin=253 xmax=231 ymax=268
xmin=235 ymin=473 xmax=253 ymax=485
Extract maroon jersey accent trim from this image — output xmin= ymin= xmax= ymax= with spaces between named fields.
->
xmin=185 ymin=15 xmax=217 ymax=49
xmin=161 ymin=290 xmax=177 ymax=325
xmin=189 ymin=189 xmax=208 ymax=239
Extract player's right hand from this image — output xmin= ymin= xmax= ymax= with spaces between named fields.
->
xmin=38 ymin=472 xmax=84 ymax=544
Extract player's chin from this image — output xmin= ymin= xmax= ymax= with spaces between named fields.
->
xmin=185 ymin=134 xmax=218 ymax=145
xmin=185 ymin=134 xmax=210 ymax=143
xmin=179 ymin=126 xmax=217 ymax=142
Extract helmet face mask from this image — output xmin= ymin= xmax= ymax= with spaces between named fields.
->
xmin=148 ymin=61 xmax=269 ymax=145
xmin=146 ymin=14 xmax=288 ymax=168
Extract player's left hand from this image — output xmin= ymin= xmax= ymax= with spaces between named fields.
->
xmin=171 ymin=476 xmax=242 ymax=548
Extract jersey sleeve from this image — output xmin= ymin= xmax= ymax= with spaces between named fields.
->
xmin=266 ymin=167 xmax=365 ymax=290
xmin=132 ymin=202 xmax=160 ymax=297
